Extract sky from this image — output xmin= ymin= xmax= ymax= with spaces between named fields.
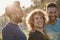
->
xmin=0 ymin=0 xmax=33 ymax=16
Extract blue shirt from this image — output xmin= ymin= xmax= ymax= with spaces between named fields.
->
xmin=44 ymin=18 xmax=60 ymax=40
xmin=2 ymin=23 xmax=27 ymax=40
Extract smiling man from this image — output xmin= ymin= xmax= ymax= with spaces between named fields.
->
xmin=44 ymin=3 xmax=60 ymax=40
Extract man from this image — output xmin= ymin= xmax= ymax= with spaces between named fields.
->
xmin=2 ymin=1 xmax=26 ymax=40
xmin=44 ymin=3 xmax=60 ymax=40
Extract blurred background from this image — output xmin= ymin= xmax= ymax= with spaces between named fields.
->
xmin=0 ymin=0 xmax=60 ymax=40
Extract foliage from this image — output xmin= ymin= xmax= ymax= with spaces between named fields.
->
xmin=32 ymin=0 xmax=46 ymax=10
xmin=0 ymin=33 xmax=2 ymax=40
xmin=56 ymin=0 xmax=60 ymax=18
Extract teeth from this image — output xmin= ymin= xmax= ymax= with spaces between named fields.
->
xmin=38 ymin=23 xmax=42 ymax=25
xmin=40 ymin=23 xmax=42 ymax=24
xmin=50 ymin=16 xmax=55 ymax=18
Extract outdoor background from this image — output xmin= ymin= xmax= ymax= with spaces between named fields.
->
xmin=0 ymin=0 xmax=60 ymax=40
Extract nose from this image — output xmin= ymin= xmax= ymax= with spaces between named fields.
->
xmin=52 ymin=13 xmax=55 ymax=16
xmin=38 ymin=18 xmax=42 ymax=22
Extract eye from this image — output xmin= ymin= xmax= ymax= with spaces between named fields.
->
xmin=54 ymin=11 xmax=57 ymax=14
xmin=35 ymin=17 xmax=39 ymax=20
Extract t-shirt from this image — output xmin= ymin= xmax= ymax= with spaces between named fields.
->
xmin=44 ymin=18 xmax=60 ymax=40
xmin=2 ymin=23 xmax=27 ymax=40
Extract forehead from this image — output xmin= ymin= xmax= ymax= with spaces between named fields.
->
xmin=34 ymin=13 xmax=40 ymax=16
xmin=47 ymin=7 xmax=57 ymax=12
xmin=33 ymin=13 xmax=43 ymax=18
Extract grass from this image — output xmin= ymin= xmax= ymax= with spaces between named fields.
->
xmin=0 ymin=33 xmax=2 ymax=40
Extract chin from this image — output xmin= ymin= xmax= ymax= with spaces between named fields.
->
xmin=37 ymin=26 xmax=43 ymax=28
xmin=37 ymin=27 xmax=43 ymax=29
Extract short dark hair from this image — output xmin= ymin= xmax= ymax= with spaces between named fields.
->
xmin=47 ymin=3 xmax=57 ymax=8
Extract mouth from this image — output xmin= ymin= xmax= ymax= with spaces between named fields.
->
xmin=50 ymin=16 xmax=56 ymax=19
xmin=51 ymin=17 xmax=55 ymax=19
xmin=37 ymin=22 xmax=43 ymax=25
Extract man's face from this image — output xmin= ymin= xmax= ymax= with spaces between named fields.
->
xmin=47 ymin=7 xmax=58 ymax=21
xmin=14 ymin=7 xmax=23 ymax=22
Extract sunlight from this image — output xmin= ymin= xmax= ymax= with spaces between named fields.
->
xmin=0 ymin=0 xmax=15 ymax=16
xmin=0 ymin=0 xmax=33 ymax=16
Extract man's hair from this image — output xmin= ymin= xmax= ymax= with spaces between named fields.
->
xmin=47 ymin=3 xmax=57 ymax=8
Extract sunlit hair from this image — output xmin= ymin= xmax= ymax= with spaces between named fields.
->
xmin=26 ymin=9 xmax=49 ymax=30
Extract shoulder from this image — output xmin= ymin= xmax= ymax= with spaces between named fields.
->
xmin=29 ymin=31 xmax=43 ymax=38
xmin=28 ymin=31 xmax=39 ymax=40
xmin=57 ymin=18 xmax=60 ymax=22
xmin=29 ymin=31 xmax=39 ymax=37
xmin=44 ymin=24 xmax=49 ymax=29
xmin=2 ymin=23 xmax=11 ymax=30
xmin=2 ymin=24 xmax=9 ymax=32
xmin=2 ymin=23 xmax=14 ymax=34
xmin=56 ymin=18 xmax=60 ymax=25
xmin=44 ymin=24 xmax=51 ymax=33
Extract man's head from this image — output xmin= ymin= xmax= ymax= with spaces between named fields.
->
xmin=47 ymin=3 xmax=58 ymax=21
xmin=13 ymin=1 xmax=20 ymax=7
xmin=5 ymin=1 xmax=23 ymax=23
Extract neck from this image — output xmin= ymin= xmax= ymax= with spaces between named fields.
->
xmin=49 ymin=19 xmax=56 ymax=25
xmin=10 ymin=19 xmax=18 ymax=25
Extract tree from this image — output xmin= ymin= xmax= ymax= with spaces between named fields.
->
xmin=56 ymin=0 xmax=60 ymax=18
xmin=32 ymin=0 xmax=46 ymax=10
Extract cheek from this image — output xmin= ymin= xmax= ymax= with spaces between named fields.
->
xmin=53 ymin=13 xmax=58 ymax=16
xmin=49 ymin=13 xmax=58 ymax=16
xmin=48 ymin=14 xmax=54 ymax=17
xmin=49 ymin=13 xmax=51 ymax=15
xmin=15 ymin=15 xmax=20 ymax=19
xmin=42 ymin=19 xmax=44 ymax=24
xmin=34 ymin=19 xmax=38 ymax=23
xmin=33 ymin=20 xmax=37 ymax=26
xmin=33 ymin=20 xmax=36 ymax=24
